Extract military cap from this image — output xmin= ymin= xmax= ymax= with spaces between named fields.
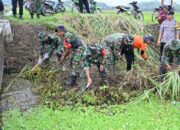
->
xmin=38 ymin=32 xmax=48 ymax=42
xmin=169 ymin=39 xmax=180 ymax=51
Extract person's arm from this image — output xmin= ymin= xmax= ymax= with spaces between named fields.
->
xmin=84 ymin=67 xmax=92 ymax=88
xmin=83 ymin=56 xmax=92 ymax=88
xmin=140 ymin=44 xmax=147 ymax=61
xmin=60 ymin=48 xmax=72 ymax=63
xmin=161 ymin=45 xmax=171 ymax=70
xmin=176 ymin=30 xmax=179 ymax=39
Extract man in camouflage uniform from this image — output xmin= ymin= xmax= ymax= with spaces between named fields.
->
xmin=104 ymin=33 xmax=154 ymax=72
xmin=38 ymin=32 xmax=64 ymax=67
xmin=29 ymin=0 xmax=42 ymax=19
xmin=160 ymin=39 xmax=180 ymax=80
xmin=55 ymin=25 xmax=83 ymax=86
xmin=70 ymin=44 xmax=108 ymax=89
xmin=104 ymin=33 xmax=125 ymax=74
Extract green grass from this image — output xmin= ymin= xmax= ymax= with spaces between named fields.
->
xmin=2 ymin=100 xmax=180 ymax=130
xmin=7 ymin=11 xmax=180 ymax=27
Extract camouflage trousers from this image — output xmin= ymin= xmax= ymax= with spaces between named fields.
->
xmin=105 ymin=50 xmax=119 ymax=76
xmin=29 ymin=0 xmax=41 ymax=15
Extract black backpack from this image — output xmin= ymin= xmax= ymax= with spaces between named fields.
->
xmin=0 ymin=0 xmax=4 ymax=11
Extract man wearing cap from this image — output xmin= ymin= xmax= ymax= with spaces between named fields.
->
xmin=157 ymin=10 xmax=178 ymax=60
xmin=104 ymin=33 xmax=154 ymax=72
xmin=159 ymin=39 xmax=180 ymax=80
xmin=55 ymin=25 xmax=84 ymax=86
xmin=38 ymin=32 xmax=64 ymax=67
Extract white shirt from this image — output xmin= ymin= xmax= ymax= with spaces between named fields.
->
xmin=163 ymin=0 xmax=172 ymax=5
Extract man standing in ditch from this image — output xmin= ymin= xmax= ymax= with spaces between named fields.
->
xmin=37 ymin=32 xmax=64 ymax=67
xmin=55 ymin=25 xmax=83 ymax=86
xmin=157 ymin=10 xmax=178 ymax=60
xmin=159 ymin=39 xmax=180 ymax=80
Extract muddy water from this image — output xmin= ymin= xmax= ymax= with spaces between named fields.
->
xmin=1 ymin=74 xmax=39 ymax=112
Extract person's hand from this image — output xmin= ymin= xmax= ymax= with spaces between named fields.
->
xmin=43 ymin=53 xmax=49 ymax=60
xmin=38 ymin=56 xmax=42 ymax=65
xmin=100 ymin=65 xmax=104 ymax=72
xmin=86 ymin=78 xmax=92 ymax=88
xmin=157 ymin=40 xmax=161 ymax=46
xmin=166 ymin=64 xmax=171 ymax=71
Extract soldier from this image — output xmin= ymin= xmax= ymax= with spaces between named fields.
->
xmin=104 ymin=33 xmax=154 ymax=72
xmin=104 ymin=33 xmax=125 ymax=74
xmin=70 ymin=44 xmax=108 ymax=90
xmin=55 ymin=25 xmax=83 ymax=86
xmin=160 ymin=39 xmax=180 ymax=80
xmin=29 ymin=0 xmax=42 ymax=19
xmin=38 ymin=32 xmax=64 ymax=67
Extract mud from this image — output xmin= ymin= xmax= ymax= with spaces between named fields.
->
xmin=4 ymin=24 xmax=46 ymax=72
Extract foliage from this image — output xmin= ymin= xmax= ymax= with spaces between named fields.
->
xmin=2 ymin=99 xmax=180 ymax=130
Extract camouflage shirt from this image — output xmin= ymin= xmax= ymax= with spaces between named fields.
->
xmin=64 ymin=32 xmax=82 ymax=49
xmin=83 ymin=44 xmax=106 ymax=68
xmin=104 ymin=33 xmax=125 ymax=64
xmin=40 ymin=34 xmax=64 ymax=57
xmin=161 ymin=40 xmax=180 ymax=65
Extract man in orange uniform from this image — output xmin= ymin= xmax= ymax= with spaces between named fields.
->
xmin=132 ymin=34 xmax=154 ymax=61
xmin=121 ymin=34 xmax=154 ymax=71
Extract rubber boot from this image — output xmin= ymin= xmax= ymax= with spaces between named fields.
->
xmin=37 ymin=14 xmax=40 ymax=19
xmin=30 ymin=13 xmax=34 ymax=19
xmin=13 ymin=14 xmax=17 ymax=18
xmin=67 ymin=75 xmax=77 ymax=86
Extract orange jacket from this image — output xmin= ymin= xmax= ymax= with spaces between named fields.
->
xmin=133 ymin=35 xmax=148 ymax=60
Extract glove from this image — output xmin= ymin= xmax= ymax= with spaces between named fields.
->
xmin=38 ymin=57 xmax=43 ymax=65
xmin=43 ymin=53 xmax=49 ymax=60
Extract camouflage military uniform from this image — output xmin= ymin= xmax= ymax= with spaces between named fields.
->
xmin=160 ymin=39 xmax=180 ymax=80
xmin=104 ymin=33 xmax=126 ymax=75
xmin=63 ymin=31 xmax=83 ymax=86
xmin=30 ymin=0 xmax=42 ymax=18
xmin=70 ymin=44 xmax=108 ymax=88
xmin=39 ymin=32 xmax=64 ymax=60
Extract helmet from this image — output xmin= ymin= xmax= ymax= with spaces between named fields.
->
xmin=122 ymin=34 xmax=134 ymax=45
xmin=38 ymin=32 xmax=48 ymax=42
xmin=143 ymin=34 xmax=154 ymax=43
xmin=169 ymin=39 xmax=180 ymax=51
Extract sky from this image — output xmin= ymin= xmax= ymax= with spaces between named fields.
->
xmin=96 ymin=0 xmax=180 ymax=6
